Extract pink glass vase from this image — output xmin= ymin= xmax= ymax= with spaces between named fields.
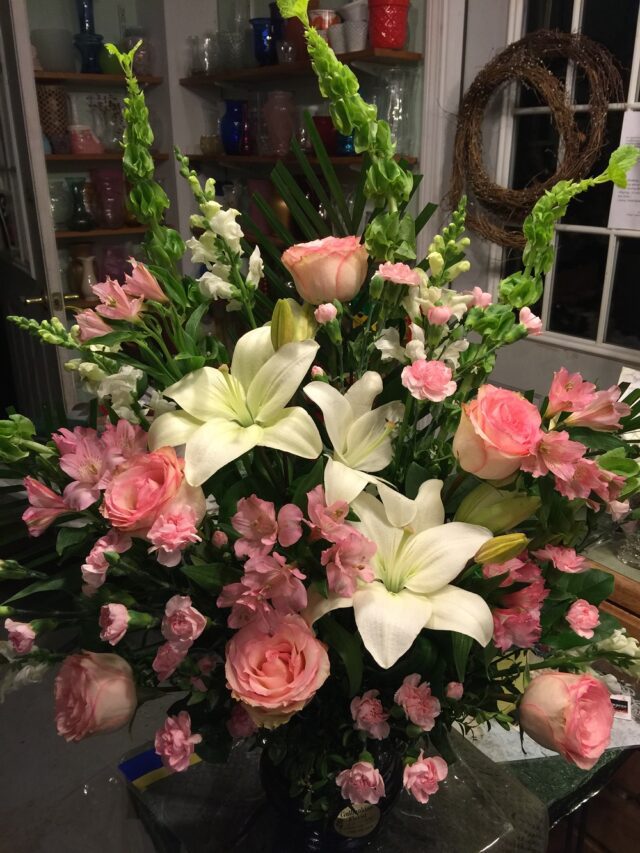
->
xmin=263 ymin=91 xmax=296 ymax=157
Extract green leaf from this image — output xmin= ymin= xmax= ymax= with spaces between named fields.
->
xmin=184 ymin=302 xmax=210 ymax=343
xmin=405 ymin=462 xmax=429 ymax=500
xmin=3 ymin=575 xmax=70 ymax=604
xmin=56 ymin=526 xmax=91 ymax=558
xmin=597 ymin=448 xmax=639 ymax=477
xmin=304 ymin=112 xmax=352 ymax=232
xmin=566 ymin=428 xmax=625 ymax=452
xmin=291 ymin=457 xmax=325 ymax=507
xmin=291 ymin=133 xmax=349 ymax=235
xmin=319 ymin=616 xmax=363 ymax=696
xmin=564 ymin=568 xmax=614 ymax=606
xmin=180 ymin=562 xmax=236 ymax=594
xmin=451 ymin=632 xmax=473 ymax=681
xmin=270 ymin=162 xmax=331 ymax=240
xmin=85 ymin=329 xmax=144 ymax=347
xmin=606 ymin=145 xmax=640 ymax=188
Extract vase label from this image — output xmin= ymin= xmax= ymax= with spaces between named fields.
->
xmin=333 ymin=803 xmax=380 ymax=838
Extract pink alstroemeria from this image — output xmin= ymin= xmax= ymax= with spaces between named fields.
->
xmin=22 ymin=477 xmax=70 ymax=537
xmin=75 ymin=309 xmax=113 ymax=342
xmin=533 ymin=544 xmax=586 ymax=574
xmin=123 ymin=259 xmax=168 ymax=303
xmin=243 ymin=553 xmax=308 ymax=614
xmin=546 ymin=368 xmax=597 ymax=417
xmin=232 ymin=495 xmax=303 ymax=558
xmin=377 ymin=261 xmax=422 ymax=287
xmin=321 ymin=531 xmax=377 ymax=597
xmin=93 ymin=278 xmax=144 ymax=322
xmin=101 ymin=420 xmax=148 ymax=469
xmin=565 ymin=386 xmax=630 ymax=432
xmin=56 ymin=429 xmax=111 ymax=511
xmin=147 ymin=508 xmax=202 ymax=567
xmin=216 ymin=582 xmax=271 ymax=629
xmin=521 ymin=430 xmax=586 ymax=480
xmin=555 ymin=458 xmax=624 ymax=508
xmin=306 ymin=485 xmax=350 ymax=542
xmin=502 ymin=577 xmax=549 ymax=611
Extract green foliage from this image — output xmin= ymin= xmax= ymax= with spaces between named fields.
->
xmin=319 ymin=616 xmax=363 ymax=696
xmin=276 ymin=0 xmax=309 ymax=24
xmin=7 ymin=315 xmax=77 ymax=348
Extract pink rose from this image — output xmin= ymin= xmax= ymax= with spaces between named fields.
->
xmin=306 ymin=485 xmax=349 ymax=542
xmin=350 ymin=690 xmax=390 ymax=740
xmin=321 ymin=531 xmax=376 ymax=597
xmin=546 ymin=368 xmax=597 ymax=417
xmin=101 ymin=420 xmax=148 ymax=469
xmin=471 ymin=286 xmax=492 ymax=308
xmin=22 ymin=477 xmax=69 ymax=537
xmin=394 ymin=674 xmax=441 ymax=731
xmin=161 ymin=595 xmax=207 ymax=646
xmin=521 ymin=430 xmax=586 ymax=480
xmin=212 ymin=530 xmax=229 ymax=548
xmin=226 ymin=703 xmax=258 ymax=738
xmin=402 ymin=753 xmax=448 ymax=803
xmin=75 ymin=309 xmax=113 ymax=342
xmin=565 ymin=386 xmax=630 ymax=431
xmin=519 ymin=307 xmax=542 ymax=336
xmin=453 ymin=385 xmax=543 ymax=480
xmin=93 ymin=278 xmax=144 ymax=322
xmin=445 ymin=682 xmax=464 ymax=701
xmin=147 ymin=508 xmax=201 ymax=567
xmin=81 ymin=530 xmax=132 ymax=594
xmin=123 ymin=259 xmax=168 ymax=303
xmin=427 ymin=306 xmax=452 ymax=325
xmin=377 ymin=261 xmax=422 ymax=287
xmin=154 ymin=711 xmax=202 ymax=773
xmin=55 ymin=652 xmax=137 ymax=741
xmin=336 ymin=761 xmax=385 ymax=805
xmin=314 ymin=303 xmax=338 ymax=324
xmin=519 ymin=672 xmax=613 ymax=769
xmin=281 ymin=236 xmax=368 ymax=304
xmin=225 ymin=612 xmax=330 ymax=728
xmin=492 ymin=607 xmax=541 ymax=652
xmin=152 ymin=641 xmax=189 ymax=682
xmin=99 ymin=603 xmax=129 ymax=646
xmin=566 ymin=599 xmax=600 ymax=639
xmin=401 ymin=359 xmax=457 ymax=402
xmin=4 ymin=619 xmax=36 ymax=654
xmin=533 ymin=545 xmax=586 ymax=574
xmin=102 ymin=447 xmax=205 ymax=536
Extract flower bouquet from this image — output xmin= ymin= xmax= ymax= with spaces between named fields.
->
xmin=3 ymin=1 xmax=640 ymax=848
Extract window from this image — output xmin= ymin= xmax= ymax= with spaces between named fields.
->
xmin=496 ymin=0 xmax=640 ymax=363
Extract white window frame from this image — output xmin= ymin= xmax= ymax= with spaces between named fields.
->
xmin=486 ymin=0 xmax=640 ymax=366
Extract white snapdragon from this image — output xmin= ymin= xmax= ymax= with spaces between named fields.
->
xmin=97 ymin=365 xmax=143 ymax=420
xmin=64 ymin=359 xmax=108 ymax=393
xmin=246 ymin=246 xmax=264 ymax=289
xmin=140 ymin=388 xmax=177 ymax=420
xmin=198 ymin=270 xmax=236 ymax=301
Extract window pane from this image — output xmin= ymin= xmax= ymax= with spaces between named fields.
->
xmin=520 ymin=1 xmax=572 ymax=106
xmin=606 ymin=237 xmax=640 ymax=349
xmin=511 ymin=115 xmax=559 ymax=189
xmin=576 ymin=0 xmax=639 ymax=102
xmin=562 ymin=111 xmax=623 ymax=227
xmin=548 ymin=232 xmax=608 ymax=339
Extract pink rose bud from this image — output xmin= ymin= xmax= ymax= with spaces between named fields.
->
xmin=471 ymin=286 xmax=492 ymax=308
xmin=445 ymin=681 xmax=464 ymax=700
xmin=427 ymin=305 xmax=452 ymax=325
xmin=519 ymin=307 xmax=542 ymax=336
xmin=394 ymin=674 xmax=441 ymax=731
xmin=311 ymin=365 xmax=326 ymax=378
xmin=212 ymin=530 xmax=228 ymax=548
xmin=227 ymin=703 xmax=258 ymax=738
xmin=519 ymin=672 xmax=613 ymax=770
xmin=281 ymin=236 xmax=368 ymax=304
xmin=55 ymin=652 xmax=137 ymax=741
xmin=403 ymin=752 xmax=448 ymax=804
xmin=154 ymin=711 xmax=202 ymax=773
xmin=566 ymin=599 xmax=600 ymax=639
xmin=453 ymin=385 xmax=543 ymax=480
xmin=4 ymin=618 xmax=36 ymax=655
xmin=350 ymin=690 xmax=390 ymax=740
xmin=314 ymin=303 xmax=338 ymax=324
xmin=336 ymin=761 xmax=385 ymax=805
xmin=99 ymin=603 xmax=129 ymax=646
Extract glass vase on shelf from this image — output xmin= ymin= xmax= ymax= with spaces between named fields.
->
xmin=91 ymin=167 xmax=125 ymax=228
xmin=68 ymin=179 xmax=96 ymax=231
xmin=121 ymin=27 xmax=154 ymax=75
xmin=48 ymin=179 xmax=73 ymax=230
xmin=220 ymin=100 xmax=247 ymax=156
xmin=263 ymin=91 xmax=297 ymax=157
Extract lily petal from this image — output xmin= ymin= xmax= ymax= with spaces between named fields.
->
xmin=303 ymin=588 xmax=352 ymax=625
xmin=377 ymin=483 xmax=417 ymax=529
xmin=248 ymin=340 xmax=319 ymax=423
xmin=412 ymin=480 xmax=445 ymax=532
xmin=162 ymin=367 xmax=248 ymax=422
xmin=353 ymin=583 xmax=433 ymax=669
xmin=424 ymin=585 xmax=494 ymax=646
xmin=260 ymin=407 xmax=322 ymax=459
xmin=230 ymin=326 xmax=274 ymax=393
xmin=148 ymin=410 xmax=202 ymax=451
xmin=343 ymin=406 xmax=395 ymax=471
xmin=304 ymin=381 xmax=352 ymax=453
xmin=344 ymin=371 xmax=383 ymax=420
xmin=184 ymin=419 xmax=263 ymax=485
xmin=402 ymin=522 xmax=492 ymax=594
xmin=324 ymin=458 xmax=373 ymax=506
xmin=352 ymin=491 xmax=404 ymax=569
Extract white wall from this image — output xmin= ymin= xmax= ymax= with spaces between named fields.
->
xmin=27 ymin=0 xmax=138 ymax=45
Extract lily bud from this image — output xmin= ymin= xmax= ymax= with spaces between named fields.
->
xmin=428 ymin=251 xmax=444 ymax=277
xmin=475 ymin=533 xmax=531 ymax=565
xmin=270 ymin=299 xmax=317 ymax=350
xmin=455 ymin=483 xmax=540 ymax=533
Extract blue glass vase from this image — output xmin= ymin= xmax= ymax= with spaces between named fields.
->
xmin=74 ymin=0 xmax=103 ymax=73
xmin=250 ymin=17 xmax=276 ymax=66
xmin=220 ymin=100 xmax=247 ymax=155
xmin=336 ymin=133 xmax=356 ymax=156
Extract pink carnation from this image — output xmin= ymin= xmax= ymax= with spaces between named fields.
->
xmin=99 ymin=603 xmax=129 ymax=646
xmin=350 ymin=690 xmax=390 ymax=740
xmin=445 ymin=682 xmax=464 ymax=700
xmin=311 ymin=365 xmax=325 ymax=378
xmin=519 ymin=307 xmax=542 ymax=336
xmin=154 ymin=711 xmax=202 ymax=773
xmin=377 ymin=261 xmax=422 ymax=286
xmin=314 ymin=303 xmax=338 ymax=324
xmin=482 ymin=555 xmax=541 ymax=586
xmin=565 ymin=386 xmax=630 ymax=431
xmin=492 ymin=607 xmax=541 ymax=652
xmin=566 ymin=599 xmax=600 ymax=639
xmin=427 ymin=305 xmax=452 ymax=325
xmin=521 ymin=430 xmax=586 ymax=480
xmin=152 ymin=641 xmax=189 ymax=682
xmin=93 ymin=278 xmax=144 ymax=322
xmin=533 ymin=545 xmax=587 ymax=573
xmin=227 ymin=703 xmax=258 ymax=738
xmin=22 ymin=477 xmax=69 ymax=537
xmin=321 ymin=531 xmax=376 ymax=597
xmin=401 ymin=359 xmax=457 ymax=402
xmin=336 ymin=761 xmax=385 ymax=805
xmin=81 ymin=530 xmax=132 ymax=594
xmin=306 ymin=485 xmax=349 ymax=542
xmin=147 ymin=508 xmax=201 ymax=567
xmin=161 ymin=595 xmax=207 ymax=646
xmin=547 ymin=368 xmax=597 ymax=417
xmin=4 ymin=619 xmax=36 ymax=654
xmin=502 ymin=577 xmax=549 ymax=611
xmin=403 ymin=753 xmax=448 ymax=804
xmin=471 ymin=286 xmax=492 ymax=308
xmin=394 ymin=674 xmax=441 ymax=731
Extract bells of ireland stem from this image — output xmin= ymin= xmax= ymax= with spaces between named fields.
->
xmin=270 ymin=299 xmax=318 ymax=350
xmin=475 ymin=533 xmax=531 ymax=565
xmin=454 ymin=483 xmax=540 ymax=534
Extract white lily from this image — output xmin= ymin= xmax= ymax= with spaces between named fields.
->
xmin=305 ymin=481 xmax=493 ymax=669
xmin=303 ymin=372 xmax=403 ymax=506
xmin=148 ymin=326 xmax=322 ymax=486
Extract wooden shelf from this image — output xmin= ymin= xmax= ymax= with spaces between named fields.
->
xmin=186 ymin=153 xmax=418 ymax=168
xmin=55 ymin=226 xmax=147 ymax=241
xmin=34 ymin=71 xmax=162 ymax=86
xmin=46 ymin=152 xmax=169 ymax=164
xmin=180 ymin=49 xmax=422 ymax=87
